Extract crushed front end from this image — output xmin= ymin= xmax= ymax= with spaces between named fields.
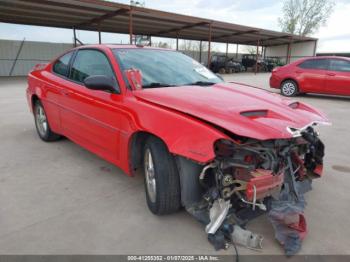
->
xmin=183 ymin=125 xmax=325 ymax=255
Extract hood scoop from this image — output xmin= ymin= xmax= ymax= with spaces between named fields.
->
xmin=240 ymin=110 xmax=268 ymax=118
xmin=240 ymin=109 xmax=292 ymax=122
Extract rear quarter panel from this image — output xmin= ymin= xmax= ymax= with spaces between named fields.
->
xmin=274 ymin=63 xmax=303 ymax=91
xmin=27 ymin=66 xmax=62 ymax=134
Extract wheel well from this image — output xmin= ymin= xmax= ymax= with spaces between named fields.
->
xmin=31 ymin=94 xmax=39 ymax=111
xmin=128 ymin=131 xmax=204 ymax=208
xmin=128 ymin=131 xmax=167 ymax=175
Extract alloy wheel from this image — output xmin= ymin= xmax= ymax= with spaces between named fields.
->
xmin=282 ymin=82 xmax=296 ymax=96
xmin=144 ymin=148 xmax=157 ymax=203
xmin=35 ymin=104 xmax=48 ymax=137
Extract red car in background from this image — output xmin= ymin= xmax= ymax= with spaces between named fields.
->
xmin=270 ymin=56 xmax=350 ymax=96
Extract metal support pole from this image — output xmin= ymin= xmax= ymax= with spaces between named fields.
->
xmin=286 ymin=36 xmax=293 ymax=64
xmin=199 ymin=40 xmax=202 ymax=63
xmin=225 ymin=42 xmax=229 ymax=60
xmin=255 ymin=40 xmax=259 ymax=74
xmin=263 ymin=46 xmax=266 ymax=59
xmin=98 ymin=27 xmax=102 ymax=44
xmin=129 ymin=7 xmax=133 ymax=44
xmin=149 ymin=36 xmax=152 ymax=46
xmin=9 ymin=38 xmax=25 ymax=76
xmin=286 ymin=43 xmax=291 ymax=64
xmin=176 ymin=34 xmax=179 ymax=50
xmin=313 ymin=40 xmax=318 ymax=56
xmin=73 ymin=27 xmax=77 ymax=47
xmin=236 ymin=44 xmax=239 ymax=59
xmin=207 ymin=22 xmax=212 ymax=68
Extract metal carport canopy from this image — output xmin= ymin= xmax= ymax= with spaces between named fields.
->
xmin=0 ymin=0 xmax=316 ymax=47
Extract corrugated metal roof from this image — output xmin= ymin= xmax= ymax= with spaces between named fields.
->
xmin=0 ymin=0 xmax=317 ymax=46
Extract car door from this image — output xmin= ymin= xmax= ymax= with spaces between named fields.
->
xmin=296 ymin=58 xmax=328 ymax=93
xmin=59 ymin=48 xmax=123 ymax=162
xmin=42 ymin=51 xmax=74 ymax=133
xmin=325 ymin=58 xmax=350 ymax=96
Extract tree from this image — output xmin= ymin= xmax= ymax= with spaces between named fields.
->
xmin=278 ymin=0 xmax=335 ymax=36
xmin=179 ymin=40 xmax=198 ymax=51
xmin=153 ymin=41 xmax=169 ymax=48
xmin=245 ymin=46 xmax=260 ymax=55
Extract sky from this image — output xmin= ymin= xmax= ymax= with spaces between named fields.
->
xmin=0 ymin=0 xmax=349 ymax=53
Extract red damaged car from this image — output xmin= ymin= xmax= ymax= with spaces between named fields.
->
xmin=27 ymin=45 xmax=329 ymax=255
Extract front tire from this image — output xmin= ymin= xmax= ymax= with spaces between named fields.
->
xmin=34 ymin=100 xmax=61 ymax=141
xmin=143 ymin=137 xmax=181 ymax=215
xmin=281 ymin=80 xmax=299 ymax=97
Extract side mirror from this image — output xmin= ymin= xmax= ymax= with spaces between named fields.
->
xmin=124 ymin=68 xmax=143 ymax=90
xmin=84 ymin=75 xmax=116 ymax=92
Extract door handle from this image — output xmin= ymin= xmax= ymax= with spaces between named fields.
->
xmin=295 ymin=70 xmax=302 ymax=74
xmin=60 ymin=89 xmax=72 ymax=96
xmin=326 ymin=73 xmax=336 ymax=76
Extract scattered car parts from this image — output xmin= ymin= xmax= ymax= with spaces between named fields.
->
xmin=183 ymin=124 xmax=327 ymax=255
xmin=231 ymin=225 xmax=263 ymax=250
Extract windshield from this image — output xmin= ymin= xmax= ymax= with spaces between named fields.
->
xmin=113 ymin=48 xmax=223 ymax=88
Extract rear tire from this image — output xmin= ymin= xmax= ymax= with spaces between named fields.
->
xmin=34 ymin=100 xmax=61 ymax=142
xmin=281 ymin=80 xmax=299 ymax=97
xmin=143 ymin=136 xmax=181 ymax=215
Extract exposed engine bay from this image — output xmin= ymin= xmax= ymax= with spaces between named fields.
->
xmin=177 ymin=125 xmax=325 ymax=255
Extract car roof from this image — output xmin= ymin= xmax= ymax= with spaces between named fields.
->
xmin=288 ymin=56 xmax=350 ymax=66
xmin=303 ymin=56 xmax=350 ymax=61
xmin=73 ymin=44 xmax=174 ymax=52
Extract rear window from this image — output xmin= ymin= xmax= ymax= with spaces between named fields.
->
xmin=53 ymin=51 xmax=73 ymax=77
xmin=298 ymin=59 xmax=329 ymax=70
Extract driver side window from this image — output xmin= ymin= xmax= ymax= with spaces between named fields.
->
xmin=70 ymin=49 xmax=116 ymax=84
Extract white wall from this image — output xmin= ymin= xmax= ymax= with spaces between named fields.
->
xmin=265 ymin=41 xmax=317 ymax=63
xmin=0 ymin=39 xmax=73 ymax=76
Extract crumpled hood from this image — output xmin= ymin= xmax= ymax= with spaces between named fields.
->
xmin=133 ymin=82 xmax=329 ymax=140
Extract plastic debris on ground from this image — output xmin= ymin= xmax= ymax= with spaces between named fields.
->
xmin=268 ymin=179 xmax=312 ymax=255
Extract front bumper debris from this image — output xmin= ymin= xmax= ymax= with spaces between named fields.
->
xmin=186 ymin=125 xmax=326 ymax=255
xmin=268 ymin=179 xmax=311 ymax=255
xmin=231 ymin=225 xmax=263 ymax=250
xmin=206 ymin=199 xmax=231 ymax=234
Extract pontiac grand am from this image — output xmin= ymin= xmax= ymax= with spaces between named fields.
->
xmin=26 ymin=45 xmax=329 ymax=255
